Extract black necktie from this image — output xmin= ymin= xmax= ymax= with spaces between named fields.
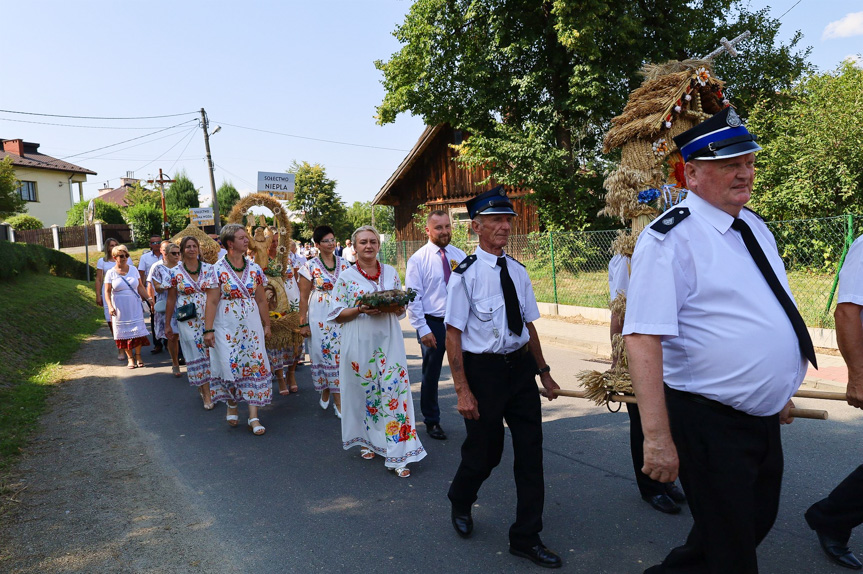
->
xmin=497 ymin=256 xmax=523 ymax=335
xmin=731 ymin=218 xmax=817 ymax=368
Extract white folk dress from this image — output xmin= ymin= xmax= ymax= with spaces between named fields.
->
xmin=265 ymin=258 xmax=302 ymax=370
xmin=329 ymin=264 xmax=427 ymax=469
xmin=208 ymin=257 xmax=273 ymax=406
xmin=149 ymin=262 xmax=176 ymax=340
xmin=97 ymin=257 xmax=116 ymax=324
xmin=165 ymin=262 xmax=215 ymax=389
xmin=299 ymin=256 xmax=350 ymax=394
xmin=105 ymin=267 xmax=150 ymax=348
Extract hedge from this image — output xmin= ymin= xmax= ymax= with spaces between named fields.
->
xmin=0 ymin=241 xmax=94 ymax=282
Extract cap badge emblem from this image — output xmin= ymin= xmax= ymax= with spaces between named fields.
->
xmin=726 ymin=108 xmax=741 ymax=127
xmin=499 ymin=188 xmax=506 ymax=196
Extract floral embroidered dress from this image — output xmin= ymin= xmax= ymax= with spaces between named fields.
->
xmin=299 ymin=256 xmax=350 ymax=394
xmin=104 ymin=267 xmax=150 ymax=349
xmin=208 ymin=257 xmax=272 ymax=406
xmin=265 ymin=257 xmax=302 ymax=369
xmin=164 ymin=262 xmax=216 ymax=389
xmin=149 ymin=262 xmax=176 ymax=340
xmin=328 ymin=264 xmax=427 ymax=469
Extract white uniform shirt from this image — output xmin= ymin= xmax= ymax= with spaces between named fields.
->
xmin=406 ymin=241 xmax=468 ymax=337
xmin=138 ymin=251 xmax=161 ymax=276
xmin=445 ymin=246 xmax=540 ymax=354
xmin=608 ymin=253 xmax=631 ymax=300
xmin=838 ymin=234 xmax=863 ymax=325
xmin=342 ymin=245 xmax=357 ymax=263
xmin=623 ymin=191 xmax=806 ymax=416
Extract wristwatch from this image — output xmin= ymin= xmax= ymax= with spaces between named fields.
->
xmin=537 ymin=365 xmax=551 ymax=376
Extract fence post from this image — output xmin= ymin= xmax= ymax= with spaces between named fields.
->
xmin=50 ymin=224 xmax=60 ymax=250
xmin=824 ymin=214 xmax=855 ymax=317
xmin=95 ymin=222 xmax=104 ymax=251
xmin=1 ymin=223 xmax=12 ymax=242
xmin=549 ymin=231 xmax=559 ymax=313
xmin=402 ymin=241 xmax=408 ymax=273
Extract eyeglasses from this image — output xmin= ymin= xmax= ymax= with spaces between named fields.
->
xmin=116 ymin=254 xmax=129 ymax=259
xmin=319 ymin=239 xmax=336 ymax=244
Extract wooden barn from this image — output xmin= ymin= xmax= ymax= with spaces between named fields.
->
xmin=372 ymin=124 xmax=540 ymax=242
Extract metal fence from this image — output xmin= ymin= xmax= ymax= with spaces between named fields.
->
xmin=381 ymin=215 xmax=858 ymax=329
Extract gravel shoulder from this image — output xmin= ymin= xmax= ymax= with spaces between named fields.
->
xmin=0 ymin=327 xmax=240 ymax=573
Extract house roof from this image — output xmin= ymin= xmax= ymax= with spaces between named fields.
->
xmin=98 ymin=183 xmax=134 ymax=207
xmin=0 ymin=139 xmax=97 ymax=176
xmin=372 ymin=124 xmax=443 ymax=206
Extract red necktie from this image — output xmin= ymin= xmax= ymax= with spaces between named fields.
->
xmin=439 ymin=248 xmax=451 ymax=284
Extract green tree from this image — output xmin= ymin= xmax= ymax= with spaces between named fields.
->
xmin=66 ymin=198 xmax=125 ymax=226
xmin=287 ymin=161 xmax=349 ymax=239
xmin=375 ymin=0 xmax=810 ymax=229
xmin=344 ymin=201 xmax=395 ymax=237
xmin=165 ymin=170 xmax=199 ymax=210
xmin=123 ymin=181 xmax=161 ymax=209
xmin=748 ymin=61 xmax=863 ymax=220
xmin=217 ymin=180 xmax=241 ymax=219
xmin=4 ymin=214 xmax=43 ymax=230
xmin=0 ymin=156 xmax=25 ymax=219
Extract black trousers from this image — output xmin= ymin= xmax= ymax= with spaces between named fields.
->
xmin=806 ymin=464 xmax=863 ymax=542
xmin=447 ymin=347 xmax=544 ymax=548
xmin=627 ymin=403 xmax=670 ymax=498
xmin=418 ymin=316 xmax=447 ymax=426
xmin=649 ymin=386 xmax=783 ymax=574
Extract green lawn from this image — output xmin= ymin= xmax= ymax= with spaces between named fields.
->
xmin=68 ymin=246 xmax=148 ymax=270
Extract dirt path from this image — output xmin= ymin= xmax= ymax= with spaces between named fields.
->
xmin=0 ymin=328 xmax=240 ymax=573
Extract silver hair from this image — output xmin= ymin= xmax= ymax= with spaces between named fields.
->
xmin=351 ymin=225 xmax=381 ymax=246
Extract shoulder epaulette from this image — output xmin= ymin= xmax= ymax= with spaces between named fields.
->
xmin=650 ymin=207 xmax=691 ymax=234
xmin=453 ymin=254 xmax=477 ymax=274
xmin=505 ymin=254 xmax=525 ymax=267
xmin=743 ymin=206 xmax=764 ymax=220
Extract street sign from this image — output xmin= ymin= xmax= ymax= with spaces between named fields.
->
xmin=189 ymin=207 xmax=215 ymax=226
xmin=257 ymin=172 xmax=295 ymax=201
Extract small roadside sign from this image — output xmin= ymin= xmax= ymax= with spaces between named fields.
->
xmin=257 ymin=172 xmax=295 ymax=201
xmin=189 ymin=207 xmax=215 ymax=226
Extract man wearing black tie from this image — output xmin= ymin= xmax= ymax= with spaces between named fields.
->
xmin=624 ymin=107 xmax=817 ymax=574
xmin=444 ymin=186 xmax=561 ymax=568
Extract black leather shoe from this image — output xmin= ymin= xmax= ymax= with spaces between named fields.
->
xmin=427 ymin=423 xmax=447 ymax=440
xmin=665 ymin=482 xmax=687 ymax=504
xmin=815 ymin=530 xmax=863 ymax=570
xmin=509 ymin=544 xmax=562 ymax=568
xmin=643 ymin=494 xmax=681 ymax=514
xmin=451 ymin=508 xmax=473 ymax=538
xmin=150 ymin=345 xmax=163 ymax=354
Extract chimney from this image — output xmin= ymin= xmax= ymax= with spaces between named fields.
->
xmin=2 ymin=139 xmax=25 ymax=156
xmin=99 ymin=182 xmax=114 ymax=195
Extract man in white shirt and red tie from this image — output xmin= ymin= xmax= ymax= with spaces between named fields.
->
xmin=406 ymin=210 xmax=467 ymax=440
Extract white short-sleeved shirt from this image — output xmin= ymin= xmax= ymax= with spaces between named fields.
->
xmin=623 ymin=191 xmax=806 ymax=416
xmin=138 ymin=250 xmax=161 ymax=276
xmin=837 ymin=235 xmax=863 ymax=327
xmin=445 ymin=246 xmax=540 ymax=354
xmin=406 ymin=241 xmax=468 ymax=337
xmin=608 ymin=253 xmax=630 ymax=300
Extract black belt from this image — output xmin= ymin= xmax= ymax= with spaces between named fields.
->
xmin=664 ymin=385 xmax=751 ymax=418
xmin=464 ymin=344 xmax=529 ymax=364
xmin=425 ymin=314 xmax=444 ymax=323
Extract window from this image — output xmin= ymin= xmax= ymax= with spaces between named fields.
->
xmin=18 ymin=181 xmax=37 ymax=202
xmin=450 ymin=207 xmax=478 ymax=241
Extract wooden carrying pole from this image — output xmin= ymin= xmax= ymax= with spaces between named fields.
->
xmin=547 ymin=389 xmax=829 ymax=420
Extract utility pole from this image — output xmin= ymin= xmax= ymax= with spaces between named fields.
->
xmin=148 ymin=169 xmax=175 ymax=239
xmin=200 ymin=108 xmax=221 ymax=232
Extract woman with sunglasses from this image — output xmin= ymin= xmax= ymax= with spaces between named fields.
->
xmin=150 ymin=241 xmax=182 ymax=376
xmin=298 ymin=225 xmax=350 ymax=418
xmin=96 ymin=237 xmax=125 ymax=361
xmin=104 ymin=244 xmax=153 ymax=368
xmin=165 ymin=236 xmax=216 ymax=409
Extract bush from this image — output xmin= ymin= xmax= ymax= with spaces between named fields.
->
xmin=0 ymin=241 xmax=93 ymax=281
xmin=66 ymin=198 xmax=125 ymax=226
xmin=4 ymin=214 xmax=44 ymax=230
xmin=123 ymin=204 xmax=190 ymax=247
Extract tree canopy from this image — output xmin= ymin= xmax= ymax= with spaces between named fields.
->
xmin=217 ymin=180 xmax=241 ymax=220
xmin=375 ymin=0 xmax=811 ymax=229
xmin=287 ymin=161 xmax=349 ymax=240
xmin=65 ymin=198 xmax=125 ymax=226
xmin=748 ymin=61 xmax=863 ymax=220
xmin=0 ymin=157 xmax=25 ymax=220
xmin=165 ymin=170 xmax=199 ymax=210
xmin=345 ymin=201 xmax=395 ymax=238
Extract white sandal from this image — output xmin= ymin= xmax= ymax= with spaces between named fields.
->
xmin=333 ymin=403 xmax=342 ymax=419
xmin=248 ymin=417 xmax=266 ymax=436
xmin=392 ymin=467 xmax=410 ymax=478
xmin=226 ymin=403 xmax=239 ymax=427
xmin=360 ymin=447 xmax=375 ymax=460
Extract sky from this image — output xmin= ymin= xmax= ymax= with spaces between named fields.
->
xmin=1 ymin=0 xmax=861 ymax=209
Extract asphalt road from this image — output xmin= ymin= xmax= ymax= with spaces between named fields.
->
xmin=120 ymin=319 xmax=863 ymax=574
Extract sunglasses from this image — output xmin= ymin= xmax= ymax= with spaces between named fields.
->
xmin=116 ymin=254 xmax=129 ymax=259
xmin=168 ymin=251 xmax=180 ymax=256
xmin=150 ymin=240 xmax=160 ymax=244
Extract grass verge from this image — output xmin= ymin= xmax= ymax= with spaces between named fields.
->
xmin=0 ymin=274 xmax=104 ymax=478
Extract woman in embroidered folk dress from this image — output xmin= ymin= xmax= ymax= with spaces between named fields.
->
xmin=104 ymin=244 xmax=153 ymax=369
xmin=330 ymin=226 xmax=426 ymax=478
xmin=165 ymin=236 xmax=216 ymax=410
xmin=203 ymin=224 xmax=273 ymax=436
xmin=298 ymin=225 xmax=350 ymax=418
xmin=150 ymin=242 xmax=182 ymax=376
xmin=264 ymin=231 xmax=302 ymax=395
xmin=96 ymin=237 xmax=125 ymax=361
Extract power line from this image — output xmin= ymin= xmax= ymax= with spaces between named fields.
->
xmin=79 ymin=126 xmax=200 ymax=160
xmin=213 ymin=163 xmax=256 ymax=189
xmin=166 ymin=127 xmax=200 ymax=174
xmin=0 ymin=117 xmax=180 ymax=130
xmin=59 ymin=120 xmax=199 ymax=160
xmin=0 ymin=109 xmax=198 ymax=120
xmin=777 ymin=0 xmax=804 ymax=20
xmin=131 ymin=126 xmax=200 ymax=176
xmin=211 ymin=120 xmax=409 ymax=152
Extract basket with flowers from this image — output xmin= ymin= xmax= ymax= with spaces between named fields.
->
xmin=357 ymin=288 xmax=418 ymax=313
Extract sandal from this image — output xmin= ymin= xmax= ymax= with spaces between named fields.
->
xmin=287 ymin=372 xmax=299 ymax=394
xmin=136 ymin=361 xmax=144 ymax=368
xmin=172 ymin=366 xmax=182 ymax=378
xmin=127 ymin=361 xmax=137 ymax=370
xmin=226 ymin=403 xmax=239 ymax=427
xmin=199 ymin=387 xmax=214 ymax=410
xmin=277 ymin=376 xmax=289 ymax=396
xmin=333 ymin=403 xmax=342 ymax=419
xmin=248 ymin=418 xmax=266 ymax=436
xmin=118 ymin=351 xmax=126 ymax=361
xmin=392 ymin=467 xmax=410 ymax=478
xmin=360 ymin=447 xmax=376 ymax=460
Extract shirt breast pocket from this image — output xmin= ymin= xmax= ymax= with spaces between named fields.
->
xmin=475 ymin=294 xmax=504 ymax=323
